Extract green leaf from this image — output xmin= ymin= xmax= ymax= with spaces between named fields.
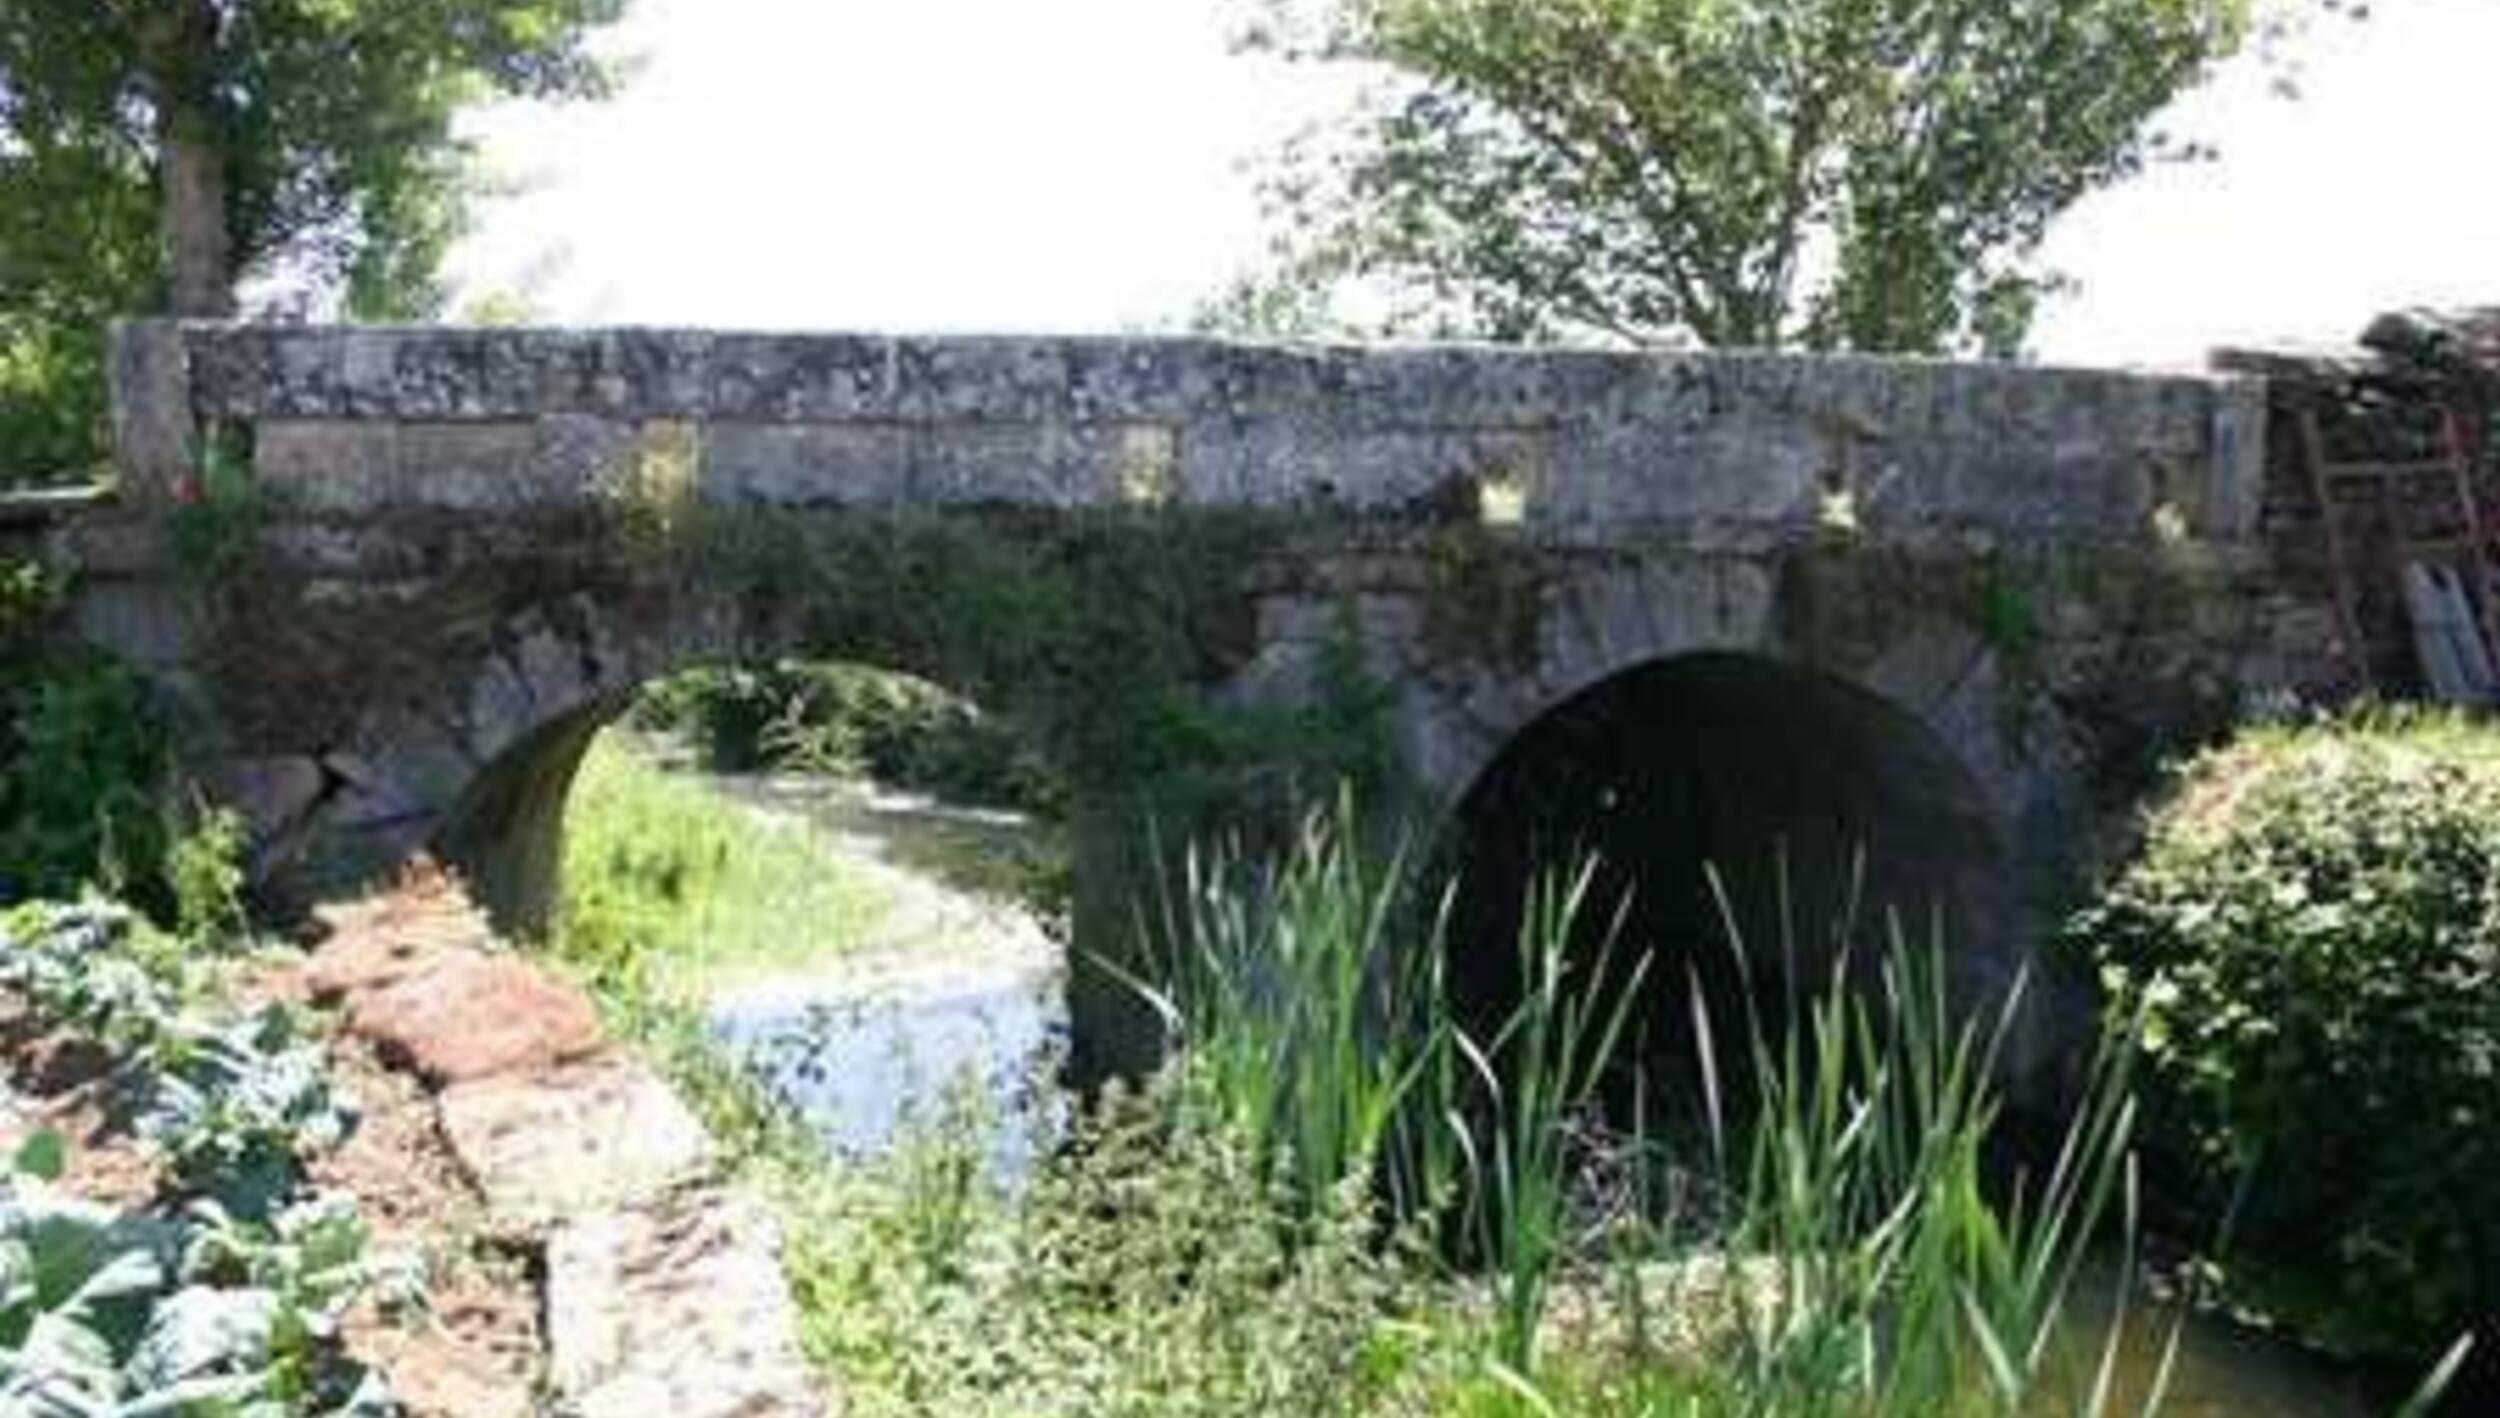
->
xmin=10 ymin=1137 xmax=64 ymax=1186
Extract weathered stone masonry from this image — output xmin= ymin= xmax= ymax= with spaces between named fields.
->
xmin=52 ymin=321 xmax=2342 ymax=1075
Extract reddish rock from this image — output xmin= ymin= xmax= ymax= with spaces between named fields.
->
xmin=349 ymin=951 xmax=605 ymax=1087
xmin=306 ymin=865 xmax=499 ymax=1004
xmin=305 ymin=925 xmax=450 ymax=1003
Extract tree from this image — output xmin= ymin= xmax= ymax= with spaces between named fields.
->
xmin=0 ymin=0 xmax=626 ymax=484
xmin=1227 ymin=0 xmax=2254 ymax=355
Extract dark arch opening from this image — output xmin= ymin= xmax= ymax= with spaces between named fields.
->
xmin=1441 ymin=651 xmax=2014 ymax=1124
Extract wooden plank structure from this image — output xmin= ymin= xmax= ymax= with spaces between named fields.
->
xmin=2223 ymin=308 xmax=2500 ymax=703
xmin=2293 ymin=402 xmax=2500 ymax=703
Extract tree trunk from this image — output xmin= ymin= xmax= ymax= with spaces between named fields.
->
xmin=141 ymin=0 xmax=236 ymax=318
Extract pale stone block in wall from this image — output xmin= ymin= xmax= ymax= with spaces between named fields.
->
xmin=910 ymin=421 xmax=1176 ymax=506
xmin=1187 ymin=422 xmax=1543 ymax=510
xmin=108 ymin=322 xmax=198 ymax=504
xmin=395 ymin=417 xmax=643 ymax=509
xmin=699 ymin=422 xmax=912 ymax=505
xmin=253 ymin=421 xmax=402 ymax=512
xmin=1539 ymin=421 xmax=1822 ymax=529
xmin=394 ymin=423 xmax=535 ymax=508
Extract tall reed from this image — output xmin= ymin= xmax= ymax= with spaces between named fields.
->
xmin=1134 ymin=802 xmax=2192 ymax=1413
xmin=1128 ymin=803 xmax=1460 ymax=1221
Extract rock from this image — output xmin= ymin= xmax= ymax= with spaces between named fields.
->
xmin=207 ymin=757 xmax=329 ymax=839
xmin=439 ymin=1059 xmax=714 ymax=1234
xmin=546 ymin=1187 xmax=823 ymax=1418
xmin=366 ymin=1332 xmax=536 ymax=1418
xmin=347 ymin=951 xmax=604 ymax=1086
xmin=304 ymin=923 xmax=451 ymax=1003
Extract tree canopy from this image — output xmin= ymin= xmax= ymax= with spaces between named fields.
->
xmin=0 ymin=0 xmax=626 ymax=484
xmin=1224 ymin=0 xmax=2255 ymax=356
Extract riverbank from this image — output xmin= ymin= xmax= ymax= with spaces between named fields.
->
xmin=543 ymin=734 xmax=2416 ymax=1417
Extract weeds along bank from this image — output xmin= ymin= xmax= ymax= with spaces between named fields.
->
xmin=0 ymin=555 xmax=182 ymax=912
xmin=547 ymin=735 xmax=2413 ymax=1418
xmin=551 ymin=696 xmax=2491 ymax=1415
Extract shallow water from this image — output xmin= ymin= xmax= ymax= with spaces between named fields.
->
xmin=711 ymin=961 xmax=1067 ymax=1175
xmin=2043 ymin=1269 xmax=2382 ymax=1418
xmin=673 ymin=756 xmax=1072 ymax=1172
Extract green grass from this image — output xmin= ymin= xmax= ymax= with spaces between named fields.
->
xmin=556 ymin=734 xmax=891 ymax=1001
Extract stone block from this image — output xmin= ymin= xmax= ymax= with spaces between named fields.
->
xmin=546 ymin=1187 xmax=823 ymax=1418
xmin=699 ymin=421 xmax=911 ymax=505
xmin=255 ymin=420 xmax=402 ymax=512
xmin=346 ymin=950 xmax=604 ymax=1086
xmin=439 ymin=1059 xmax=714 ymax=1233
xmin=1189 ymin=421 xmax=1543 ymax=510
xmin=909 ymin=420 xmax=1164 ymax=506
xmin=395 ymin=419 xmax=639 ymax=509
xmin=108 ymin=321 xmax=198 ymax=505
xmin=67 ymin=580 xmax=189 ymax=667
xmin=206 ymin=757 xmax=328 ymax=840
xmin=708 ymin=333 xmax=892 ymax=421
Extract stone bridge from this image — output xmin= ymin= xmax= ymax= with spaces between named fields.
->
xmin=44 ymin=322 xmax=2341 ymax=1077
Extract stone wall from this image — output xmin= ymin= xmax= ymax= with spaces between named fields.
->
xmin=57 ymin=321 xmax=2347 ymax=1081
xmin=116 ymin=322 xmax=2266 ymax=541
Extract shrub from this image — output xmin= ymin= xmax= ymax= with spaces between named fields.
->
xmin=2071 ymin=713 xmax=2500 ymax=1362
xmin=784 ymin=1077 xmax=1397 ymax=1418
xmin=0 ymin=558 xmax=172 ymax=909
xmin=629 ymin=661 xmax=1063 ymax=816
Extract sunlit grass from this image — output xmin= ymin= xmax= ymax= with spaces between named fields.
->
xmin=554 ymin=734 xmax=891 ymax=1001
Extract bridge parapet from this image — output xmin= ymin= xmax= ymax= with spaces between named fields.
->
xmin=115 ymin=323 xmax=2267 ymax=546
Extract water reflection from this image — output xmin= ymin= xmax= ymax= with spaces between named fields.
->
xmin=711 ymin=960 xmax=1067 ymax=1177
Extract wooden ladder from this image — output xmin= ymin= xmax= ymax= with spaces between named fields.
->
xmin=2297 ymin=402 xmax=2500 ymax=702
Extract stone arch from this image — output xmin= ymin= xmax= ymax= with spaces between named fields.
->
xmin=1371 ymin=551 xmax=2093 ymax=1104
xmin=416 ymin=593 xmax=1016 ymax=933
xmin=1431 ymin=645 xmax=2026 ymax=1119
xmin=1394 ymin=556 xmax=2051 ymax=832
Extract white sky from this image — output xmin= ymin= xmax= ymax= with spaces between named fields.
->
xmin=448 ymin=0 xmax=2500 ymax=371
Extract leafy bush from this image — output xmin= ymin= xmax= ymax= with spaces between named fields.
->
xmin=632 ymin=661 xmax=1062 ymax=816
xmin=0 ymin=649 xmax=168 ymax=907
xmin=0 ymin=899 xmax=403 ymax=1412
xmin=2072 ymin=714 xmax=2500 ymax=1362
xmin=136 ymin=1009 xmax=362 ymax=1222
xmin=0 ymin=901 xmax=361 ymax=1221
xmin=786 ymin=1080 xmax=1397 ymax=1418
xmin=0 ymin=900 xmax=188 ymax=1054
xmin=0 ymin=1171 xmax=403 ymax=1415
xmin=0 ymin=557 xmax=181 ymax=911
